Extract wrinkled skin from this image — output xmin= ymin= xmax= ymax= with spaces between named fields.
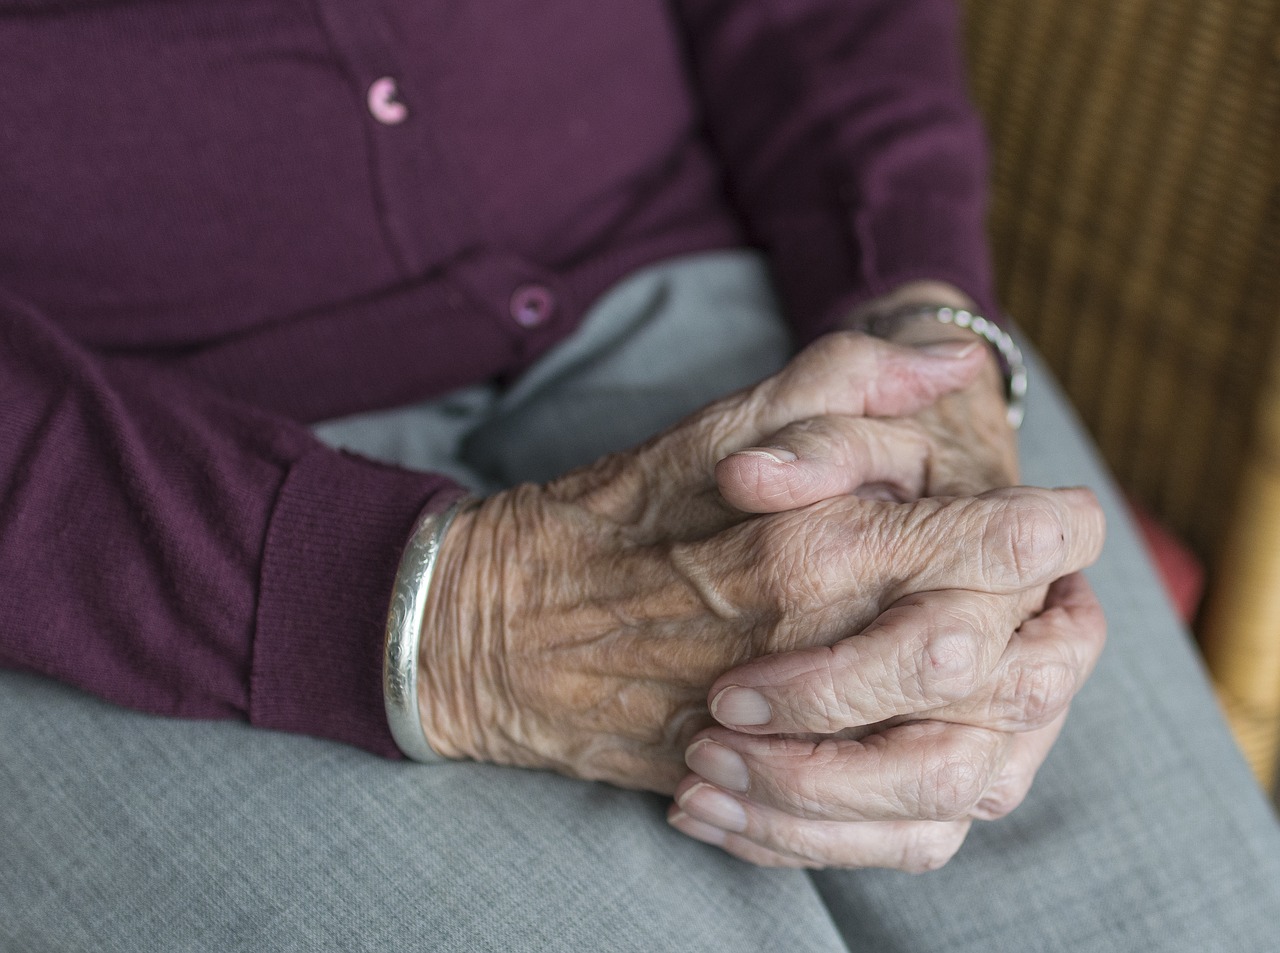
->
xmin=420 ymin=315 xmax=1107 ymax=872
xmin=669 ymin=301 xmax=1106 ymax=869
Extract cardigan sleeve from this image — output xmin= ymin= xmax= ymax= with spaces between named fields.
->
xmin=0 ymin=286 xmax=466 ymax=756
xmin=672 ymin=0 xmax=999 ymax=341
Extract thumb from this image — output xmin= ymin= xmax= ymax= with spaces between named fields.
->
xmin=768 ymin=332 xmax=987 ymax=424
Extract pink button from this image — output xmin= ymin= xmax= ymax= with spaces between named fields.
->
xmin=367 ymin=77 xmax=408 ymax=125
xmin=510 ymin=284 xmax=556 ymax=328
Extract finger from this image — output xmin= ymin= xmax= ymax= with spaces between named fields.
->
xmin=695 ymin=332 xmax=987 ymax=467
xmin=686 ymin=486 xmax=1105 ymax=668
xmin=715 ymin=416 xmax=931 ymax=514
xmin=552 ymin=332 xmax=985 ymax=537
xmin=708 ymin=588 xmax=1034 ymax=734
xmin=790 ymin=485 xmax=1104 ymax=604
xmin=668 ymin=807 xmax=816 ymax=868
xmin=972 ymin=713 xmax=1067 ymax=820
xmin=709 ymin=573 xmax=1102 ymax=737
xmin=886 ymin=486 xmax=1107 ymax=596
xmin=682 ymin=723 xmax=1010 ymax=822
xmin=929 ymin=573 xmax=1106 ymax=732
xmin=668 ymin=796 xmax=972 ymax=872
xmin=770 ymin=332 xmax=989 ymax=421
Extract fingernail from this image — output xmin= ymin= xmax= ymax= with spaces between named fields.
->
xmin=730 ymin=447 xmax=798 ymax=464
xmin=668 ymin=809 xmax=728 ymax=846
xmin=916 ymin=339 xmax=981 ymax=359
xmin=711 ymin=686 xmax=772 ymax=727
xmin=685 ymin=740 xmax=750 ymax=793
xmin=677 ymin=783 xmax=748 ymax=833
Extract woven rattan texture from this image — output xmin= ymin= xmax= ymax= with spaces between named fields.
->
xmin=963 ymin=0 xmax=1280 ymax=564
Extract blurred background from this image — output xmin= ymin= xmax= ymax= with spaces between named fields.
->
xmin=960 ymin=0 xmax=1280 ymax=797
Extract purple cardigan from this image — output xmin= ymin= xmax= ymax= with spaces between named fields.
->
xmin=0 ymin=0 xmax=994 ymax=757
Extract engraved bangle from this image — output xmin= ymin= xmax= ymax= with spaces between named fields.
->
xmin=870 ymin=304 xmax=1028 ymax=430
xmin=383 ymin=497 xmax=473 ymax=763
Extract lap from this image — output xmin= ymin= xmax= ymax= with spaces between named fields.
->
xmin=4 ymin=251 xmax=1278 ymax=951
xmin=0 ymin=675 xmax=843 ymax=952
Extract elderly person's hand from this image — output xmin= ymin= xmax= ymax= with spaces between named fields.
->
xmin=715 ymin=280 xmax=1018 ymax=513
xmin=668 ymin=290 xmax=1107 ymax=870
xmin=418 ymin=331 xmax=1105 ymax=816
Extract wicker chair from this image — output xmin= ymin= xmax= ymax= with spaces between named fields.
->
xmin=962 ymin=0 xmax=1280 ymax=787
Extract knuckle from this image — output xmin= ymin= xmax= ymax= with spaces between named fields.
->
xmin=805 ymin=333 xmax=893 ymax=407
xmin=1003 ymin=655 xmax=1077 ymax=727
xmin=900 ymin=823 xmax=969 ymax=874
xmin=776 ymin=820 xmax=830 ymax=863
xmin=921 ymin=730 xmax=1005 ymax=819
xmin=924 ymin=754 xmax=986 ymax=819
xmin=974 ymin=771 xmax=1033 ymax=820
xmin=983 ymin=498 xmax=1066 ymax=587
xmin=790 ymin=332 xmax=865 ymax=385
xmin=1078 ymin=600 xmax=1109 ymax=656
xmin=780 ymin=739 xmax=845 ymax=818
xmin=911 ymin=623 xmax=983 ymax=706
xmin=820 ymin=330 xmax=872 ymax=364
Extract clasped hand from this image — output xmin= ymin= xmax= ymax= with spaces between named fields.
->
xmin=420 ymin=330 xmax=1105 ymax=871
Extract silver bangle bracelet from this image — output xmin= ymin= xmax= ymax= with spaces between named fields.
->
xmin=870 ymin=304 xmax=1028 ymax=430
xmin=383 ymin=497 xmax=473 ymax=763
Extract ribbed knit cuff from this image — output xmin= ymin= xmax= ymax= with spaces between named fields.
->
xmin=788 ymin=188 xmax=998 ymax=347
xmin=250 ymin=446 xmax=466 ymax=757
xmin=769 ymin=188 xmax=998 ymax=347
xmin=853 ymin=189 xmax=999 ymax=319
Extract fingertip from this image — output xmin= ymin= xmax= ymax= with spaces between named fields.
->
xmin=1052 ymin=485 xmax=1104 ymax=517
xmin=710 ymin=685 xmax=773 ymax=728
xmin=684 ymin=739 xmax=751 ymax=793
xmin=714 ymin=454 xmax=775 ymax=513
xmin=1053 ymin=485 xmax=1107 ymax=554
xmin=715 ymin=449 xmax=812 ymax=514
xmin=668 ymin=808 xmax=729 ymax=846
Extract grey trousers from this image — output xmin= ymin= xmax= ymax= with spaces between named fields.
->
xmin=4 ymin=252 xmax=1279 ymax=951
